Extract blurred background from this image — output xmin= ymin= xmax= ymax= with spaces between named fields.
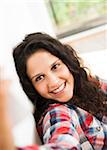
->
xmin=0 ymin=0 xmax=107 ymax=146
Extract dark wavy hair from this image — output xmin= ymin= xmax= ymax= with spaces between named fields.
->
xmin=13 ymin=32 xmax=107 ymax=122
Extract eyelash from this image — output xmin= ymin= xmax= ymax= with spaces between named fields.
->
xmin=35 ymin=75 xmax=44 ymax=82
xmin=35 ymin=62 xmax=61 ymax=82
xmin=51 ymin=63 xmax=60 ymax=70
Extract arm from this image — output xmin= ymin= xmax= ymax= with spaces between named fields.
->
xmin=0 ymin=80 xmax=80 ymax=150
xmin=0 ymin=79 xmax=40 ymax=150
xmin=0 ymin=79 xmax=16 ymax=150
xmin=0 ymin=78 xmax=80 ymax=149
xmin=18 ymin=104 xmax=81 ymax=150
xmin=37 ymin=104 xmax=81 ymax=149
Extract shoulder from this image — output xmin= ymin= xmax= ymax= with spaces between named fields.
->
xmin=41 ymin=103 xmax=94 ymax=121
xmin=44 ymin=103 xmax=78 ymax=119
xmin=38 ymin=103 xmax=79 ymax=127
xmin=42 ymin=103 xmax=94 ymax=128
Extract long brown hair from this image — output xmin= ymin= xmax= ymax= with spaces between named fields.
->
xmin=13 ymin=32 xmax=107 ymax=122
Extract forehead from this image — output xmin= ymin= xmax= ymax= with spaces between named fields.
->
xmin=27 ymin=49 xmax=58 ymax=66
xmin=26 ymin=49 xmax=59 ymax=76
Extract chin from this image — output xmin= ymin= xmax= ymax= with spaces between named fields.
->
xmin=57 ymin=98 xmax=71 ymax=103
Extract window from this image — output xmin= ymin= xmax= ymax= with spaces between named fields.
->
xmin=46 ymin=0 xmax=107 ymax=38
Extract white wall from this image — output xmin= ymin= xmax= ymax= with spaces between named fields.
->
xmin=60 ymin=25 xmax=107 ymax=81
xmin=80 ymin=50 xmax=107 ymax=80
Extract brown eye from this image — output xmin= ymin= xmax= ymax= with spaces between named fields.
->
xmin=35 ymin=75 xmax=44 ymax=82
xmin=51 ymin=63 xmax=60 ymax=70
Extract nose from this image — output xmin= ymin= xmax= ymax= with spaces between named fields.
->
xmin=47 ymin=73 xmax=60 ymax=90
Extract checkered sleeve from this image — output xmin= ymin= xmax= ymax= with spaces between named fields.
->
xmin=17 ymin=145 xmax=39 ymax=150
xmin=15 ymin=103 xmax=107 ymax=149
xmin=40 ymin=104 xmax=81 ymax=149
xmin=16 ymin=104 xmax=81 ymax=150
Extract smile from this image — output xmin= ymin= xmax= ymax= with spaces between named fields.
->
xmin=51 ymin=82 xmax=66 ymax=94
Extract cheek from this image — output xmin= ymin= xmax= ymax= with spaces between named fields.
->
xmin=34 ymin=83 xmax=47 ymax=95
xmin=63 ymin=68 xmax=74 ymax=86
xmin=62 ymin=67 xmax=73 ymax=79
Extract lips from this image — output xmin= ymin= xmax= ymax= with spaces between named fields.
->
xmin=50 ymin=82 xmax=66 ymax=94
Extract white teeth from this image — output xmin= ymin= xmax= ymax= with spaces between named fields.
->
xmin=52 ymin=83 xmax=65 ymax=94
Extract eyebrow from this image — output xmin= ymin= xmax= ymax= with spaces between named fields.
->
xmin=31 ymin=59 xmax=60 ymax=81
xmin=31 ymin=73 xmax=42 ymax=81
xmin=51 ymin=59 xmax=60 ymax=67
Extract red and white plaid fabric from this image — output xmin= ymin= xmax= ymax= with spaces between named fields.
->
xmin=17 ymin=103 xmax=107 ymax=150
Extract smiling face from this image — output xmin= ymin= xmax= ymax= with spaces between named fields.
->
xmin=27 ymin=49 xmax=74 ymax=103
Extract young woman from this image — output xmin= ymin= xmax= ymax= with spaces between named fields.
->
xmin=0 ymin=32 xmax=107 ymax=150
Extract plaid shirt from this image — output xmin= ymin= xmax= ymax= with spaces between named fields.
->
xmin=18 ymin=103 xmax=107 ymax=150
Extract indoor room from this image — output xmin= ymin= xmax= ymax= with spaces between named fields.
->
xmin=0 ymin=0 xmax=107 ymax=149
